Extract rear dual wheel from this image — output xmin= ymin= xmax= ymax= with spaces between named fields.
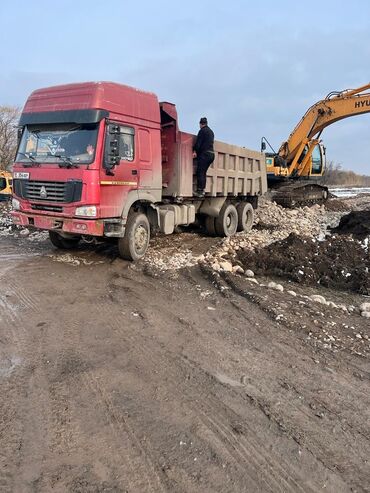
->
xmin=236 ymin=202 xmax=254 ymax=232
xmin=215 ymin=203 xmax=238 ymax=237
xmin=205 ymin=202 xmax=254 ymax=237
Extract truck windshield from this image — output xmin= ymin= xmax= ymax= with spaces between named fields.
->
xmin=16 ymin=123 xmax=99 ymax=165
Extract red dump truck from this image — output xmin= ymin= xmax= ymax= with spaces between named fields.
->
xmin=12 ymin=82 xmax=267 ymax=260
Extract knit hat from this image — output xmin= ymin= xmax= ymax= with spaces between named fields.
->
xmin=199 ymin=117 xmax=208 ymax=125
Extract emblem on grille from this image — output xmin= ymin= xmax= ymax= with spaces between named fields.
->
xmin=40 ymin=185 xmax=47 ymax=198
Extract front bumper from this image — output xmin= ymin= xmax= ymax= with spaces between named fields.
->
xmin=12 ymin=211 xmax=104 ymax=236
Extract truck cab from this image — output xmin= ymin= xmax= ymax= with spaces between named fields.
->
xmin=12 ymin=82 xmax=162 ymax=246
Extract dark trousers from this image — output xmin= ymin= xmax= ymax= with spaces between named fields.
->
xmin=196 ymin=152 xmax=215 ymax=191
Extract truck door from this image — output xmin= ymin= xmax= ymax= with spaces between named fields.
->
xmin=100 ymin=123 xmax=138 ymax=218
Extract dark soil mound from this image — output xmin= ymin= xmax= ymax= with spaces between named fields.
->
xmin=237 ymin=233 xmax=370 ymax=295
xmin=331 ymin=210 xmax=370 ymax=239
xmin=324 ymin=199 xmax=350 ymax=212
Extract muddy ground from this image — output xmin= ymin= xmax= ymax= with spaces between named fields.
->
xmin=0 ymin=195 xmax=369 ymax=492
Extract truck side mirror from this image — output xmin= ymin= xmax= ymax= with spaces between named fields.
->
xmin=17 ymin=127 xmax=23 ymax=145
xmin=104 ymin=124 xmax=122 ymax=174
xmin=261 ymin=141 xmax=266 ymax=152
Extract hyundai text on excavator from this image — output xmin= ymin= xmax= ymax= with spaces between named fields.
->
xmin=261 ymin=83 xmax=370 ymax=207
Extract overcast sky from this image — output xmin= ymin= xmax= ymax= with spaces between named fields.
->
xmin=1 ymin=0 xmax=370 ymax=174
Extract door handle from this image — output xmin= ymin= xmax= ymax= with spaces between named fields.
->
xmin=132 ymin=169 xmax=138 ymax=175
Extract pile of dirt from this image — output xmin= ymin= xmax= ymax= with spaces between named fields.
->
xmin=331 ymin=210 xmax=370 ymax=239
xmin=322 ymin=199 xmax=351 ymax=212
xmin=237 ymin=233 xmax=370 ymax=295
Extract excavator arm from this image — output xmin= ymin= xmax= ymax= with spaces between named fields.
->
xmin=279 ymin=83 xmax=370 ymax=165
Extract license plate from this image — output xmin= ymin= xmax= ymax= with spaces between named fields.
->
xmin=13 ymin=172 xmax=29 ymax=179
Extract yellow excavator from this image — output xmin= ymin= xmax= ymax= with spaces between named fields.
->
xmin=261 ymin=83 xmax=370 ymax=206
xmin=0 ymin=170 xmax=12 ymax=201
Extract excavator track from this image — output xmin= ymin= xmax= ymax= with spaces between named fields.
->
xmin=270 ymin=182 xmax=329 ymax=208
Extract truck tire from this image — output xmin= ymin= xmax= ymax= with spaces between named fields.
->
xmin=205 ymin=215 xmax=217 ymax=236
xmin=49 ymin=231 xmax=80 ymax=249
xmin=118 ymin=212 xmax=150 ymax=261
xmin=236 ymin=202 xmax=254 ymax=232
xmin=215 ymin=203 xmax=238 ymax=237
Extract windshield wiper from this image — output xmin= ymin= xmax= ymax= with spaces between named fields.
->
xmin=16 ymin=152 xmax=41 ymax=167
xmin=54 ymin=155 xmax=79 ymax=169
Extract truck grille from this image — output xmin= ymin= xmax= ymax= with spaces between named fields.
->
xmin=14 ymin=179 xmax=82 ymax=204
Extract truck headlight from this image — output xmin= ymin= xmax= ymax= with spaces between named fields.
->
xmin=12 ymin=198 xmax=20 ymax=210
xmin=75 ymin=205 xmax=97 ymax=217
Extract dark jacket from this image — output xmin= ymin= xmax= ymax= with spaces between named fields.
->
xmin=193 ymin=126 xmax=214 ymax=156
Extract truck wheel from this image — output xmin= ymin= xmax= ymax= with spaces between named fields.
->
xmin=215 ymin=203 xmax=238 ymax=237
xmin=236 ymin=202 xmax=254 ymax=232
xmin=205 ymin=216 xmax=217 ymax=236
xmin=49 ymin=231 xmax=80 ymax=249
xmin=118 ymin=212 xmax=150 ymax=261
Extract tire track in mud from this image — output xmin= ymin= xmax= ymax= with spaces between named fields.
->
xmin=80 ymin=371 xmax=167 ymax=493
xmin=198 ymin=268 xmax=369 ymax=489
xmin=0 ymin=270 xmax=50 ymax=491
xmin=0 ymin=275 xmax=41 ymax=349
xmin=37 ymin=309 xmax=168 ymax=493
xmin=102 ymin=273 xmax=313 ymax=490
xmin=135 ymin=339 xmax=311 ymax=493
xmin=1 ymin=258 xmax=87 ymax=491
xmin=0 ymin=376 xmax=19 ymax=493
xmin=276 ymin=376 xmax=370 ymax=443
xmin=6 ymin=279 xmax=40 ymax=313
xmin=42 ymin=318 xmax=89 ymax=462
xmin=83 ymin=307 xmax=169 ymax=491
xmin=95 ymin=268 xmax=358 ymax=491
xmin=105 ymin=274 xmax=309 ymax=487
xmin=216 ymin=272 xmax=370 ymax=426
xmin=99 ymin=288 xmax=310 ymax=492
xmin=47 ymin=379 xmax=82 ymax=456
xmin=0 ymin=264 xmax=45 ymax=493
xmin=186 ymin=368 xmax=314 ymax=493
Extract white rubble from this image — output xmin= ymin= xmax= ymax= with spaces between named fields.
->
xmin=359 ymin=302 xmax=370 ymax=312
xmin=309 ymin=295 xmax=327 ymax=305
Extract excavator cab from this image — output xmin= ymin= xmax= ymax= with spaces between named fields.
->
xmin=310 ymin=143 xmax=326 ymax=176
xmin=295 ymin=143 xmax=326 ymax=176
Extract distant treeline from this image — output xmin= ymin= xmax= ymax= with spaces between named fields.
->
xmin=319 ymin=162 xmax=370 ymax=186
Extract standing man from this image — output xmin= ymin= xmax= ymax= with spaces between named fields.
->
xmin=193 ymin=117 xmax=215 ymax=198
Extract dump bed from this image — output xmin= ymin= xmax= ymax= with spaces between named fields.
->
xmin=161 ymin=130 xmax=267 ymax=198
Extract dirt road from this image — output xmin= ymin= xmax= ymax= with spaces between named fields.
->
xmin=0 ymin=222 xmax=369 ymax=492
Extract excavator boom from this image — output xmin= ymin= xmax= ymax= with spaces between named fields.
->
xmin=280 ymin=83 xmax=370 ymax=162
